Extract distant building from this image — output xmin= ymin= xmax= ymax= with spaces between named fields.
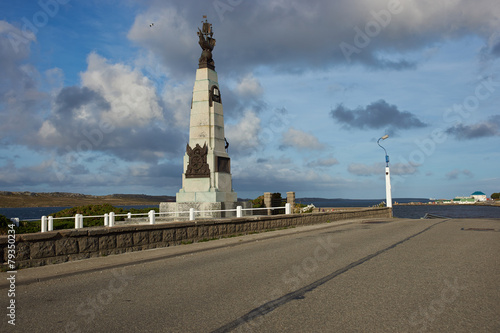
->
xmin=471 ymin=191 xmax=487 ymax=202
xmin=453 ymin=196 xmax=475 ymax=204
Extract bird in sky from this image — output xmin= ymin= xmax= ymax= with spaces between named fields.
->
xmin=149 ymin=23 xmax=154 ymax=27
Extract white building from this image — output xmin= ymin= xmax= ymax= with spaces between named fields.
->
xmin=471 ymin=191 xmax=487 ymax=202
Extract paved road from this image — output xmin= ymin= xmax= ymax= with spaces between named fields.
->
xmin=2 ymin=218 xmax=499 ymax=332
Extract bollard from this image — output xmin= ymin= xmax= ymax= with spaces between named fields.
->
xmin=285 ymin=203 xmax=291 ymax=215
xmin=109 ymin=212 xmax=115 ymax=227
xmin=75 ymin=214 xmax=80 ymax=229
xmin=149 ymin=210 xmax=155 ymax=224
xmin=127 ymin=212 xmax=132 ymax=219
xmin=79 ymin=214 xmax=84 ymax=229
xmin=189 ymin=208 xmax=195 ymax=221
xmin=41 ymin=216 xmax=47 ymax=233
xmin=104 ymin=213 xmax=109 ymax=226
xmin=236 ymin=206 xmax=242 ymax=218
xmin=48 ymin=216 xmax=54 ymax=231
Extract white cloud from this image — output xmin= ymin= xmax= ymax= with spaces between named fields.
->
xmin=446 ymin=169 xmax=474 ymax=180
xmin=348 ymin=162 xmax=418 ymax=176
xmin=281 ymin=127 xmax=325 ymax=150
xmin=307 ymin=158 xmax=339 ymax=168
xmin=225 ymin=110 xmax=262 ymax=152
xmin=235 ymin=73 xmax=264 ymax=98
xmin=81 ymin=53 xmax=163 ymax=128
xmin=127 ymin=6 xmax=197 ymax=77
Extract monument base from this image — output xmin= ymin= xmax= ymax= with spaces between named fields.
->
xmin=176 ymin=189 xmax=237 ymax=203
xmin=159 ymin=201 xmax=251 ymax=220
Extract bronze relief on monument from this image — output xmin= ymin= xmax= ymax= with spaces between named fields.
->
xmin=185 ymin=143 xmax=210 ymax=178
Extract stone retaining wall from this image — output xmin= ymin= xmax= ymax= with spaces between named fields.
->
xmin=1 ymin=208 xmax=391 ymax=269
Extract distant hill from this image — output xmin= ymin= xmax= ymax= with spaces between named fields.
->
xmin=0 ymin=191 xmax=175 ymax=208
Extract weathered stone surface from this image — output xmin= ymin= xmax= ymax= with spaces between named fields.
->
xmin=187 ymin=227 xmax=197 ymax=239
xmin=116 ymin=233 xmax=134 ymax=248
xmin=2 ymin=241 xmax=25 ymax=263
xmin=133 ymin=232 xmax=149 ymax=246
xmin=149 ymin=230 xmax=163 ymax=244
xmin=208 ymin=225 xmax=217 ymax=238
xmin=55 ymin=238 xmax=79 ymax=256
xmin=176 ymin=228 xmax=187 ymax=241
xmin=30 ymin=241 xmax=55 ymax=259
xmin=99 ymin=235 xmax=116 ymax=250
xmin=88 ymin=228 xmax=110 ymax=236
xmin=163 ymin=229 xmax=175 ymax=242
xmin=198 ymin=226 xmax=209 ymax=239
xmin=58 ymin=229 xmax=88 ymax=237
xmin=78 ymin=237 xmax=99 ymax=253
xmin=21 ymin=232 xmax=58 ymax=241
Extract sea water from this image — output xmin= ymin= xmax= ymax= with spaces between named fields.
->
xmin=0 ymin=201 xmax=498 ymax=221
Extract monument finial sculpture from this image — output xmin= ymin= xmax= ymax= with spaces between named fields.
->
xmin=197 ymin=17 xmax=216 ymax=70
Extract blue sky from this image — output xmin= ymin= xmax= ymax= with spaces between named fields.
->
xmin=1 ymin=0 xmax=499 ymax=200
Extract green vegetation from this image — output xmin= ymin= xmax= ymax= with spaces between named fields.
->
xmin=251 ymin=195 xmax=265 ymax=208
xmin=491 ymin=192 xmax=500 ymax=200
xmin=0 ymin=214 xmax=10 ymax=234
xmin=1 ymin=204 xmax=158 ymax=234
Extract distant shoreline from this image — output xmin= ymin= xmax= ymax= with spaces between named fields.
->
xmin=1 ymin=191 xmax=498 ymax=209
xmin=0 ymin=191 xmax=175 ymax=208
xmin=395 ymin=202 xmax=499 ymax=207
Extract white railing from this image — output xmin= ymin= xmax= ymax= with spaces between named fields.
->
xmin=11 ymin=203 xmax=292 ymax=233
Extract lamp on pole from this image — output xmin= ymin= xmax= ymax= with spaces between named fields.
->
xmin=377 ymin=135 xmax=392 ymax=208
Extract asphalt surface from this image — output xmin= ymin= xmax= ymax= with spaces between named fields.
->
xmin=1 ymin=217 xmax=499 ymax=332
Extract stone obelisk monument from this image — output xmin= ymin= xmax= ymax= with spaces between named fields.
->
xmin=160 ymin=17 xmax=238 ymax=218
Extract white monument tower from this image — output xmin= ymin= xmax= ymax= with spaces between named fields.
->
xmin=160 ymin=17 xmax=238 ymax=218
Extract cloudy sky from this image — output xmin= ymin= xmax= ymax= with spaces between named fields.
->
xmin=1 ymin=0 xmax=499 ymax=200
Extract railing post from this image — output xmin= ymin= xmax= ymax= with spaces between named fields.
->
xmin=236 ymin=206 xmax=242 ymax=218
xmin=75 ymin=214 xmax=80 ymax=229
xmin=104 ymin=213 xmax=109 ymax=226
xmin=189 ymin=208 xmax=195 ymax=221
xmin=41 ymin=216 xmax=47 ymax=232
xmin=127 ymin=212 xmax=132 ymax=219
xmin=109 ymin=212 xmax=115 ymax=227
xmin=149 ymin=210 xmax=155 ymax=224
xmin=285 ymin=203 xmax=291 ymax=215
xmin=79 ymin=214 xmax=84 ymax=229
xmin=48 ymin=216 xmax=54 ymax=231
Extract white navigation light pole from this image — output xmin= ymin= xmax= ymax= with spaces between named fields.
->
xmin=377 ymin=135 xmax=392 ymax=208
